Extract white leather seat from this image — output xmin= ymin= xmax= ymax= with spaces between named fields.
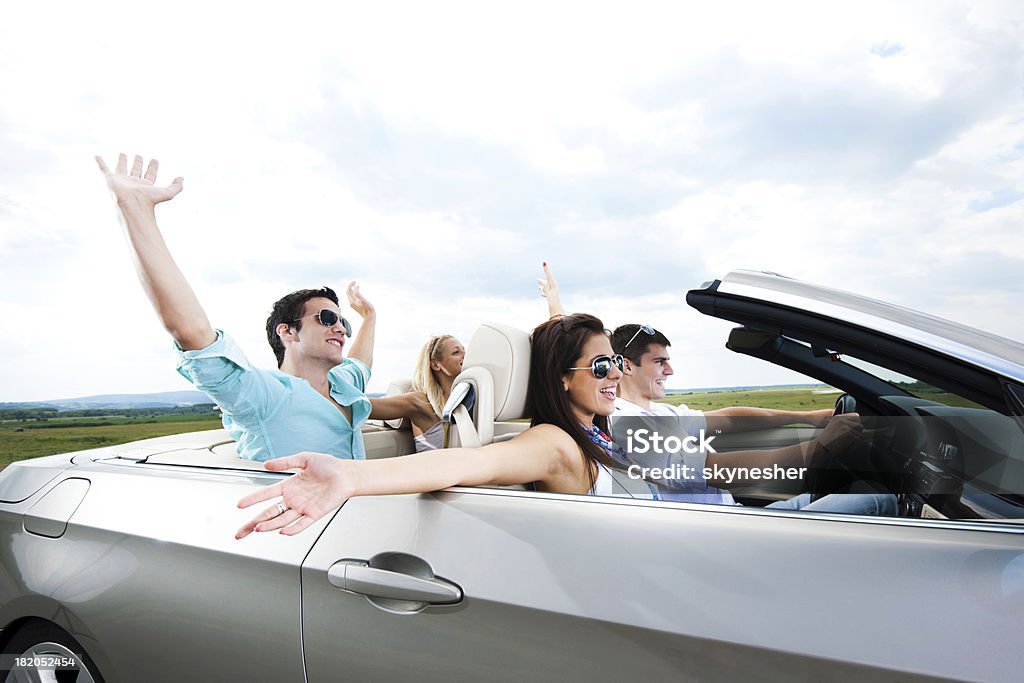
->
xmin=446 ymin=322 xmax=531 ymax=447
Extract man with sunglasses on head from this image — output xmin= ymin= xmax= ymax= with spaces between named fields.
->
xmin=611 ymin=323 xmax=833 ymax=438
xmin=609 ymin=323 xmax=895 ymax=514
xmin=97 ymin=154 xmax=376 ymax=462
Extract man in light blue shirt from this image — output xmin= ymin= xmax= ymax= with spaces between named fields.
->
xmin=98 ymin=153 xmax=376 ymax=461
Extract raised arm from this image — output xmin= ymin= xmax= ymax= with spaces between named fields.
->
xmin=537 ymin=262 xmax=566 ymax=318
xmin=344 ymin=281 xmax=376 ymax=368
xmin=235 ymin=423 xmax=580 ymax=538
xmin=96 ymin=154 xmax=216 ymax=350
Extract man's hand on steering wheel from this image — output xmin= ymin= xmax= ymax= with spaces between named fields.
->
xmin=805 ymin=413 xmax=864 ymax=468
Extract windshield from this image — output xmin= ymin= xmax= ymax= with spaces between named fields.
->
xmin=836 ymin=355 xmax=988 ymax=410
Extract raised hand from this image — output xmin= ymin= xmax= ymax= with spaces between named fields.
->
xmin=96 ymin=153 xmax=183 ymax=207
xmin=346 ymin=281 xmax=375 ymax=319
xmin=537 ymin=261 xmax=566 ymax=318
xmin=537 ymin=261 xmax=559 ymax=299
xmin=236 ymin=452 xmax=354 ymax=538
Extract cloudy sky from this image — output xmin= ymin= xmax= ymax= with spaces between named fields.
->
xmin=1 ymin=1 xmax=1022 ymax=402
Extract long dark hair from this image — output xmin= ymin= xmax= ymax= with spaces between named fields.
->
xmin=528 ymin=313 xmax=622 ymax=491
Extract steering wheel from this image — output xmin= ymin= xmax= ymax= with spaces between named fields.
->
xmin=805 ymin=394 xmax=859 ymax=501
xmin=834 ymin=393 xmax=857 ymax=415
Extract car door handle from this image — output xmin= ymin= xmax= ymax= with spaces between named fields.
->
xmin=328 ymin=560 xmax=462 ymax=605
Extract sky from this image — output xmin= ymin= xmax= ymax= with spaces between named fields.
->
xmin=1 ymin=1 xmax=1022 ymax=402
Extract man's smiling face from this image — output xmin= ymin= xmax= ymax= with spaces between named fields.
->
xmin=630 ymin=343 xmax=674 ymax=401
xmin=291 ymin=297 xmax=348 ymax=366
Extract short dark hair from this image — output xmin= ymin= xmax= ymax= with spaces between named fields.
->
xmin=528 ymin=313 xmax=623 ymax=492
xmin=265 ymin=286 xmax=340 ymax=367
xmin=610 ymin=324 xmax=671 ymax=364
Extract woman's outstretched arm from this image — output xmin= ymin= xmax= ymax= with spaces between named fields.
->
xmin=235 ymin=424 xmax=581 ymax=538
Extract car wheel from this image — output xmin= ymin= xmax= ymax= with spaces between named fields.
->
xmin=1 ymin=619 xmax=104 ymax=683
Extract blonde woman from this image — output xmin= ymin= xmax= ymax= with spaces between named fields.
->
xmin=368 ymin=335 xmax=465 ymax=451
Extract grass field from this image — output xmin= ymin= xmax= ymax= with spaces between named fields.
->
xmin=0 ymin=413 xmax=223 ymax=470
xmin=661 ymin=385 xmax=841 ymax=412
xmin=0 ymin=386 xmax=842 ymax=471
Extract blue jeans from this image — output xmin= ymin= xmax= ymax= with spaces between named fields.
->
xmin=767 ymin=492 xmax=898 ymax=516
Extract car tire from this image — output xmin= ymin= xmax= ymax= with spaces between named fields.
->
xmin=0 ymin=618 xmax=104 ymax=683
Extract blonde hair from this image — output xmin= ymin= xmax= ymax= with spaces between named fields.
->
xmin=411 ymin=335 xmax=455 ymax=416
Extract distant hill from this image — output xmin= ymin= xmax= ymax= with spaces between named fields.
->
xmin=666 ymin=383 xmax=828 ymax=393
xmin=2 ymin=384 xmax=829 ymax=411
xmin=0 ymin=390 xmax=212 ymax=411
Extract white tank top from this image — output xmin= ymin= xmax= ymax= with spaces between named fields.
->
xmin=589 ymin=463 xmax=615 ymax=496
xmin=413 ymin=421 xmax=444 ymax=452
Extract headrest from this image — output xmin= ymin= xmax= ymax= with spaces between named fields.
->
xmin=461 ymin=322 xmax=531 ymax=421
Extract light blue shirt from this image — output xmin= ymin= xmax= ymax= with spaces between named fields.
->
xmin=176 ymin=331 xmax=371 ymax=461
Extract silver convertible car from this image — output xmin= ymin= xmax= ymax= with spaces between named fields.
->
xmin=1 ymin=270 xmax=1022 ymax=682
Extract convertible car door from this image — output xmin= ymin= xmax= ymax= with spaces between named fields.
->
xmin=300 ymin=487 xmax=1024 ymax=682
xmin=2 ymin=457 xmax=323 ymax=683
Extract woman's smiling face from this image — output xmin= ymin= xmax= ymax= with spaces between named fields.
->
xmin=562 ymin=332 xmax=621 ymax=424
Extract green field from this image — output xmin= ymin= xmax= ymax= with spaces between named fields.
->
xmin=0 ymin=386 xmax=840 ymax=471
xmin=662 ymin=386 xmax=841 ymax=412
xmin=0 ymin=412 xmax=223 ymax=470
xmin=0 ymin=383 xmax=976 ymax=471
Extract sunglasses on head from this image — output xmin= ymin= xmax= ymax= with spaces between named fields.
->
xmin=567 ymin=354 xmax=624 ymax=379
xmin=289 ymin=309 xmax=353 ymax=337
xmin=623 ymin=324 xmax=655 ymax=349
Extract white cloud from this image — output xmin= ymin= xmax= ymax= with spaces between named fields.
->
xmin=1 ymin=1 xmax=1023 ymax=401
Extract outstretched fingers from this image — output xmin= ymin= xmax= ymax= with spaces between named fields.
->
xmin=236 ymin=498 xmax=313 ymax=539
xmin=95 ymin=156 xmax=111 ymax=175
xmin=279 ymin=516 xmax=317 ymax=536
xmin=116 ymin=153 xmax=128 ymax=174
xmin=237 ymin=480 xmax=284 ymax=509
xmin=235 ymin=502 xmax=282 ymax=539
xmin=131 ymin=154 xmax=143 ymax=177
xmin=263 ymin=452 xmax=313 ymax=472
xmin=254 ymin=507 xmax=305 ymax=533
xmin=144 ymin=159 xmax=159 ymax=183
xmin=167 ymin=176 xmax=184 ymax=198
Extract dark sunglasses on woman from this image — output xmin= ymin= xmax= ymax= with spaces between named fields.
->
xmin=567 ymin=354 xmax=624 ymax=379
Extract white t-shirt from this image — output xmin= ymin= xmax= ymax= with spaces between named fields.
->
xmin=611 ymin=397 xmax=737 ymax=505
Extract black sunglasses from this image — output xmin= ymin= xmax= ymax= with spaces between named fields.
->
xmin=567 ymin=354 xmax=624 ymax=379
xmin=289 ymin=309 xmax=353 ymax=337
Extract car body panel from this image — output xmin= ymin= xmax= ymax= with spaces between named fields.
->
xmin=2 ymin=270 xmax=1024 ymax=682
xmin=300 ymin=488 xmax=1020 ymax=682
xmin=0 ymin=456 xmax=332 ymax=682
